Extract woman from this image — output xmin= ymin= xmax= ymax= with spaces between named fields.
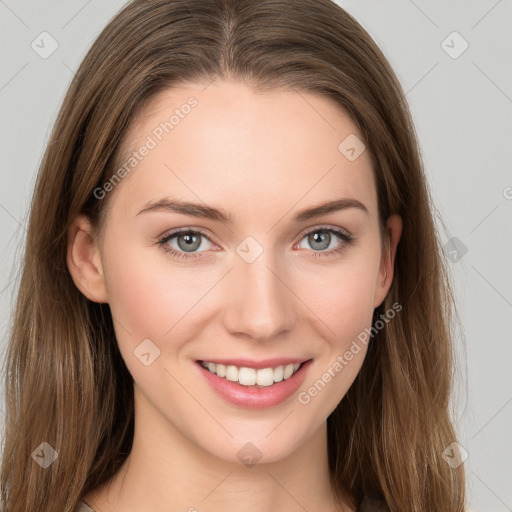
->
xmin=0 ymin=1 xmax=466 ymax=511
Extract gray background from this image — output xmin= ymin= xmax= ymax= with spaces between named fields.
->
xmin=1 ymin=1 xmax=511 ymax=510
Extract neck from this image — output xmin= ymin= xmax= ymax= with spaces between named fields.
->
xmin=83 ymin=387 xmax=352 ymax=512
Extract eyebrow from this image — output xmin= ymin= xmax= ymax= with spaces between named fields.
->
xmin=136 ymin=197 xmax=368 ymax=224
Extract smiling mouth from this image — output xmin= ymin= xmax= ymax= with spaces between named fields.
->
xmin=197 ymin=359 xmax=312 ymax=387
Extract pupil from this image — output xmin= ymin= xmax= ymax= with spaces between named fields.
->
xmin=179 ymin=233 xmax=200 ymax=252
xmin=309 ymin=230 xmax=330 ymax=250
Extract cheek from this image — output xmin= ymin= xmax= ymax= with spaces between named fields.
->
xmin=296 ymin=259 xmax=379 ymax=408
xmin=302 ymin=255 xmax=380 ymax=345
xmin=102 ymin=243 xmax=207 ymax=347
xmin=336 ymin=268 xmax=376 ymax=334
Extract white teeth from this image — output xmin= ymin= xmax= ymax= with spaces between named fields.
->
xmin=273 ymin=365 xmax=284 ymax=382
xmin=216 ymin=363 xmax=226 ymax=378
xmin=225 ymin=365 xmax=238 ymax=382
xmin=200 ymin=360 xmax=304 ymax=386
xmin=238 ymin=367 xmax=256 ymax=386
xmin=256 ymin=368 xmax=274 ymax=387
xmin=283 ymin=364 xmax=294 ymax=379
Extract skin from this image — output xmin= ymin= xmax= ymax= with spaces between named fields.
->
xmin=67 ymin=79 xmax=402 ymax=512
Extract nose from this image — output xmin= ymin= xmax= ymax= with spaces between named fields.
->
xmin=222 ymin=249 xmax=297 ymax=343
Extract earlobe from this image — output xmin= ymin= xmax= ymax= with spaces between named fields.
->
xmin=66 ymin=214 xmax=109 ymax=303
xmin=373 ymin=214 xmax=402 ymax=308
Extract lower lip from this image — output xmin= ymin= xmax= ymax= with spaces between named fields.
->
xmin=196 ymin=359 xmax=313 ymax=409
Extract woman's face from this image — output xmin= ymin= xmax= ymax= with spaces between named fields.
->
xmin=69 ymin=78 xmax=401 ymax=465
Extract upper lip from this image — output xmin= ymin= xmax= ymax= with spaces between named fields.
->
xmin=197 ymin=357 xmax=312 ymax=369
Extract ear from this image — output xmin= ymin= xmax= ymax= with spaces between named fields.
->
xmin=373 ymin=214 xmax=402 ymax=308
xmin=67 ymin=214 xmax=108 ymax=303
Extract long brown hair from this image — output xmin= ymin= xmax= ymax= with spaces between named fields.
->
xmin=0 ymin=1 xmax=466 ymax=510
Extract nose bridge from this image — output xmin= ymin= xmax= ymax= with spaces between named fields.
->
xmin=223 ymin=239 xmax=296 ymax=341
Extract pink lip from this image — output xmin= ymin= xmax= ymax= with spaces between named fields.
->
xmin=197 ymin=357 xmax=309 ymax=370
xmin=195 ymin=359 xmax=313 ymax=409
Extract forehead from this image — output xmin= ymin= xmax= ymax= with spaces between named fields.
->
xmin=110 ymin=79 xmax=377 ymax=222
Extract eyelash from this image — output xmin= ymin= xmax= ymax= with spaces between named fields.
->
xmin=156 ymin=225 xmax=354 ymax=261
